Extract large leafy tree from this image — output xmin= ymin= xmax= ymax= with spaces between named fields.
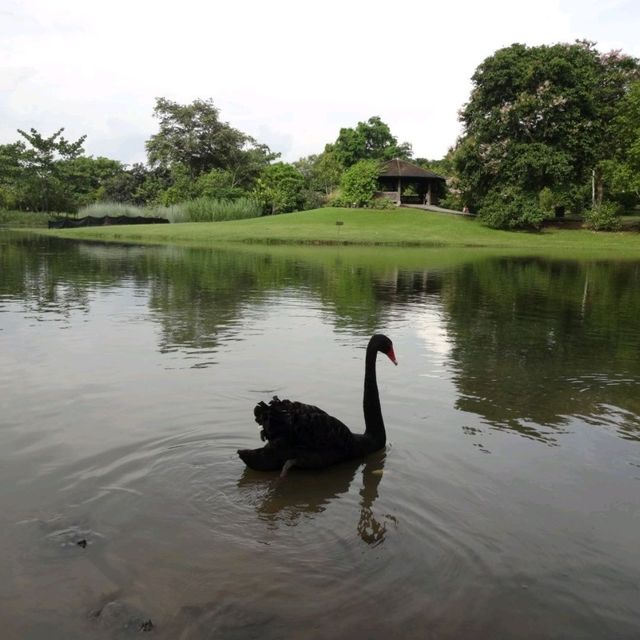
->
xmin=454 ymin=41 xmax=639 ymax=227
xmin=333 ymin=116 xmax=412 ymax=168
xmin=145 ymin=98 xmax=277 ymax=188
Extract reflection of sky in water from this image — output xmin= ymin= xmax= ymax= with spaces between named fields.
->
xmin=410 ymin=302 xmax=452 ymax=361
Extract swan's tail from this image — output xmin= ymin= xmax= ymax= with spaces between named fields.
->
xmin=237 ymin=445 xmax=283 ymax=471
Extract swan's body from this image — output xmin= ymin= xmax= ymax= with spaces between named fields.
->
xmin=237 ymin=334 xmax=396 ymax=474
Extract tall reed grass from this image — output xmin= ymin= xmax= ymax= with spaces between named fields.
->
xmin=77 ymin=202 xmax=148 ymax=218
xmin=182 ymin=197 xmax=262 ymax=222
xmin=78 ymin=198 xmax=262 ymax=223
xmin=145 ymin=204 xmax=188 ymax=223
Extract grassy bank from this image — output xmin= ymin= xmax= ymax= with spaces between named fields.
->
xmin=35 ymin=207 xmax=640 ymax=255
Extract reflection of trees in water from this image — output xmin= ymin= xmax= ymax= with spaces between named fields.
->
xmin=441 ymin=258 xmax=640 ymax=442
xmin=5 ymin=234 xmax=640 ymax=443
xmin=237 ymin=451 xmax=395 ymax=546
xmin=2 ymin=234 xmax=415 ymax=346
xmin=1 ymin=235 xmax=98 ymax=317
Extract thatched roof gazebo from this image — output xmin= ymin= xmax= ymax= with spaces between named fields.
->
xmin=376 ymin=158 xmax=446 ymax=206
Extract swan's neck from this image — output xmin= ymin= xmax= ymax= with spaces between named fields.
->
xmin=363 ymin=343 xmax=385 ymax=446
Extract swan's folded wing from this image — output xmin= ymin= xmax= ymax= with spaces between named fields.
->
xmin=254 ymin=396 xmax=354 ymax=450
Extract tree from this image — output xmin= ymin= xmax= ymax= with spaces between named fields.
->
xmin=58 ymin=156 xmax=126 ymax=207
xmin=194 ymin=168 xmax=246 ymax=200
xmin=333 ymin=116 xmax=412 ymax=168
xmin=101 ymin=162 xmax=154 ymax=205
xmin=339 ymin=159 xmax=380 ymax=206
xmin=255 ymin=163 xmax=306 ymax=214
xmin=600 ymin=80 xmax=640 ymax=205
xmin=158 ymin=163 xmax=199 ymax=205
xmin=145 ymin=98 xmax=277 ymax=187
xmin=294 ymin=148 xmax=343 ymax=197
xmin=415 ymin=156 xmax=452 ymax=177
xmin=16 ymin=127 xmax=86 ymax=211
xmin=313 ymin=147 xmax=343 ymax=195
xmin=454 ymin=41 xmax=639 ymax=228
xmin=593 ymin=50 xmax=640 ymax=206
xmin=0 ymin=142 xmax=26 ymax=209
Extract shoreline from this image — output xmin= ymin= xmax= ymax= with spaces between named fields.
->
xmin=13 ymin=206 xmax=640 ymax=257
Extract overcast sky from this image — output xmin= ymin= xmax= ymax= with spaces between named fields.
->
xmin=1 ymin=0 xmax=639 ymax=165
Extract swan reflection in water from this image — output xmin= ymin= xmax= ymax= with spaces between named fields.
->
xmin=237 ymin=450 xmax=396 ymax=546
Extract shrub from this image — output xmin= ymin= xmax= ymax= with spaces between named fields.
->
xmin=326 ymin=189 xmax=349 ymax=207
xmin=255 ymin=163 xmax=306 ymax=214
xmin=300 ymin=189 xmax=325 ymax=211
xmin=439 ymin=192 xmax=464 ymax=211
xmin=583 ymin=201 xmax=622 ymax=231
xmin=537 ymin=187 xmax=555 ymax=216
xmin=369 ymin=197 xmax=396 ymax=210
xmin=538 ymin=187 xmax=571 ymax=218
xmin=479 ymin=187 xmax=548 ymax=229
xmin=340 ymin=159 xmax=380 ymax=207
xmin=195 ymin=168 xmax=246 ymax=201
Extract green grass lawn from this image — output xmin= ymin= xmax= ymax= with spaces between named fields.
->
xmin=33 ymin=207 xmax=640 ymax=256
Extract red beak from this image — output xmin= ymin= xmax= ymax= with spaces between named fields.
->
xmin=387 ymin=347 xmax=398 ymax=366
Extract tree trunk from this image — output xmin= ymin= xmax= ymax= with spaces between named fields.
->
xmin=593 ymin=166 xmax=604 ymax=206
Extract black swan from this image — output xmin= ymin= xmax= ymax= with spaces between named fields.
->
xmin=237 ymin=334 xmax=397 ymax=475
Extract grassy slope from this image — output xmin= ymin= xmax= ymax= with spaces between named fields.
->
xmin=35 ymin=207 xmax=640 ymax=256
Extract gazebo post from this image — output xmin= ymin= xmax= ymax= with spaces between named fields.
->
xmin=397 ymin=176 xmax=401 ymax=204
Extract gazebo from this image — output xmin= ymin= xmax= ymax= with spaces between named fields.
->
xmin=376 ymin=158 xmax=446 ymax=206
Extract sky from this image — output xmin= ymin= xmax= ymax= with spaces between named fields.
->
xmin=1 ymin=0 xmax=639 ymax=165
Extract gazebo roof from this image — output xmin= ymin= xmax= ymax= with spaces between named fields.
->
xmin=378 ymin=158 xmax=446 ymax=180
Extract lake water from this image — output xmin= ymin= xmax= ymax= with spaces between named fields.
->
xmin=1 ymin=230 xmax=639 ymax=639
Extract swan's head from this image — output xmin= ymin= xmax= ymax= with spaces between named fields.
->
xmin=373 ymin=334 xmax=397 ymax=366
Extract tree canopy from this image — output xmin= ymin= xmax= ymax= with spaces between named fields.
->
xmin=601 ymin=79 xmax=640 ymax=203
xmin=333 ymin=116 xmax=412 ymax=168
xmin=145 ymin=97 xmax=277 ymax=186
xmin=1 ymin=128 xmax=87 ymax=211
xmin=454 ymin=41 xmax=640 ymax=227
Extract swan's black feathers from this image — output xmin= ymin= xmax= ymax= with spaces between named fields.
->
xmin=254 ymin=396 xmax=354 ymax=451
xmin=238 ymin=334 xmax=394 ymax=473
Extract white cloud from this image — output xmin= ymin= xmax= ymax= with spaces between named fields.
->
xmin=1 ymin=0 xmax=638 ymax=163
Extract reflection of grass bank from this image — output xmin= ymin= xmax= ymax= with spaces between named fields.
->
xmin=38 ymin=207 xmax=640 ymax=255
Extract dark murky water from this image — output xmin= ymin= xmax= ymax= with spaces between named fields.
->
xmin=1 ymin=231 xmax=639 ymax=639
